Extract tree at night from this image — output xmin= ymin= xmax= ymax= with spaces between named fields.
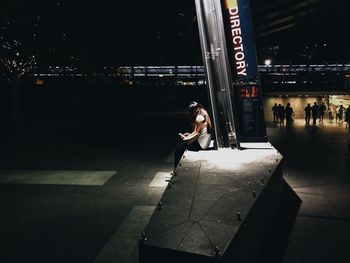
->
xmin=0 ymin=36 xmax=36 ymax=81
xmin=0 ymin=0 xmax=40 ymax=124
xmin=0 ymin=30 xmax=37 ymax=124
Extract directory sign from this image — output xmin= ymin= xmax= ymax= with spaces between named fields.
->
xmin=223 ymin=0 xmax=267 ymax=142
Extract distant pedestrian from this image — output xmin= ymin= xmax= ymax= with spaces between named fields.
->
xmin=328 ymin=106 xmax=334 ymax=121
xmin=285 ymin=103 xmax=295 ymax=126
xmin=272 ymin=103 xmax=279 ymax=123
xmin=335 ymin=105 xmax=339 ymax=123
xmin=311 ymin=102 xmax=319 ymax=125
xmin=338 ymin=105 xmax=344 ymax=123
xmin=304 ymin=103 xmax=312 ymax=126
xmin=345 ymin=105 xmax=350 ymax=130
xmin=319 ymin=102 xmax=326 ymax=122
xmin=278 ymin=104 xmax=285 ymax=125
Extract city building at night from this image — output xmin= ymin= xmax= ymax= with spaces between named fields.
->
xmin=0 ymin=0 xmax=350 ymax=263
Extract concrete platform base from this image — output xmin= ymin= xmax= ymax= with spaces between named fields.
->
xmin=139 ymin=148 xmax=299 ymax=263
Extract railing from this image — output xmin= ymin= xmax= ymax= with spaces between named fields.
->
xmin=32 ymin=64 xmax=350 ymax=78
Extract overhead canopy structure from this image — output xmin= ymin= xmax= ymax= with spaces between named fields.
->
xmin=251 ymin=0 xmax=348 ymax=38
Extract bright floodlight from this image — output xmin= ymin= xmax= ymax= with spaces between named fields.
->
xmin=264 ymin=59 xmax=272 ymax=66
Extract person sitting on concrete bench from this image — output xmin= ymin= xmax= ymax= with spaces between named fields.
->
xmin=171 ymin=101 xmax=212 ymax=176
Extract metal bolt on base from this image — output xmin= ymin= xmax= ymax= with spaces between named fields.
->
xmin=214 ymin=246 xmax=221 ymax=257
xmin=139 ymin=232 xmax=147 ymax=243
xmin=237 ymin=211 xmax=242 ymax=221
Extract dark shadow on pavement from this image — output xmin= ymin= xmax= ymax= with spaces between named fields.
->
xmin=258 ymin=180 xmax=302 ymax=263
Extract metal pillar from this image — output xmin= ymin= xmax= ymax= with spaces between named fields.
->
xmin=195 ymin=0 xmax=240 ymax=149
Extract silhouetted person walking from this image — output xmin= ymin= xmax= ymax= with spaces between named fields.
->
xmin=311 ymin=102 xmax=319 ymax=125
xmin=319 ymin=102 xmax=326 ymax=122
xmin=304 ymin=103 xmax=312 ymax=126
xmin=278 ymin=104 xmax=285 ymax=126
xmin=328 ymin=106 xmax=334 ymax=122
xmin=335 ymin=105 xmax=339 ymax=123
xmin=285 ymin=103 xmax=295 ymax=126
xmin=272 ymin=103 xmax=279 ymax=123
xmin=345 ymin=105 xmax=350 ymax=131
xmin=338 ymin=105 xmax=344 ymax=123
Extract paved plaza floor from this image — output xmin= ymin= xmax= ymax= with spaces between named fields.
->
xmin=0 ymin=115 xmax=349 ymax=262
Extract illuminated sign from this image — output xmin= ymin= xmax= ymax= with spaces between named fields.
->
xmin=239 ymin=86 xmax=259 ymax=98
xmin=224 ymin=0 xmax=247 ymax=77
xmin=223 ymin=0 xmax=267 ymax=142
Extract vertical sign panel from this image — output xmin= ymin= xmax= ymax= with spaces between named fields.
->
xmin=222 ymin=0 xmax=267 ymax=142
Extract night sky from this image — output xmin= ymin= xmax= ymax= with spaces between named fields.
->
xmin=1 ymin=0 xmax=350 ymax=69
xmin=1 ymin=0 xmax=200 ymax=68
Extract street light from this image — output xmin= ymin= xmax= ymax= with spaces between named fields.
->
xmin=265 ymin=59 xmax=272 ymax=73
xmin=264 ymin=59 xmax=272 ymax=66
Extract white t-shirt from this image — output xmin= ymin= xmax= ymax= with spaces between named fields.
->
xmin=195 ymin=114 xmax=211 ymax=149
